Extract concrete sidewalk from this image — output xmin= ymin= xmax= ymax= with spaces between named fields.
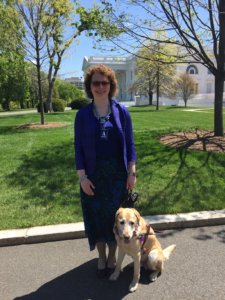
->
xmin=1 ymin=209 xmax=225 ymax=247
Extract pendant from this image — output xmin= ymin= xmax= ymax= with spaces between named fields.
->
xmin=101 ymin=128 xmax=108 ymax=139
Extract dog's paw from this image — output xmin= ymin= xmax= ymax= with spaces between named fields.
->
xmin=129 ymin=282 xmax=138 ymax=292
xmin=149 ymin=271 xmax=160 ymax=282
xmin=109 ymin=271 xmax=120 ymax=281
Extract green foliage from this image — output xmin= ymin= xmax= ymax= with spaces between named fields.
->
xmin=0 ymin=54 xmax=29 ymax=109
xmin=70 ymin=97 xmax=90 ymax=109
xmin=0 ymin=2 xmax=24 ymax=54
xmin=0 ymin=2 xmax=28 ymax=109
xmin=176 ymin=73 xmax=197 ymax=107
xmin=76 ymin=5 xmax=123 ymax=38
xmin=26 ymin=63 xmax=48 ymax=108
xmin=55 ymin=80 xmax=83 ymax=103
xmin=52 ymin=98 xmax=66 ymax=112
xmin=133 ymin=36 xmax=177 ymax=99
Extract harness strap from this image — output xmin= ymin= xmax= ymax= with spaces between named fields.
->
xmin=139 ymin=223 xmax=154 ymax=254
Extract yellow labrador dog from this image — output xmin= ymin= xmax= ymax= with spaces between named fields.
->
xmin=109 ymin=208 xmax=176 ymax=292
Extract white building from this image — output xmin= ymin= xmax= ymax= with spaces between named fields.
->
xmin=82 ymin=55 xmax=223 ymax=106
xmin=82 ymin=56 xmax=136 ymax=102
xmin=64 ymin=77 xmax=84 ymax=90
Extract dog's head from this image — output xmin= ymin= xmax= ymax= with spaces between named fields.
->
xmin=113 ymin=208 xmax=141 ymax=243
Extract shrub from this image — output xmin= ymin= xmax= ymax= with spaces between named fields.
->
xmin=52 ymin=98 xmax=66 ymax=112
xmin=70 ymin=97 xmax=90 ymax=110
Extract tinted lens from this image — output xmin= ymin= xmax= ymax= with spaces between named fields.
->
xmin=91 ymin=81 xmax=110 ymax=87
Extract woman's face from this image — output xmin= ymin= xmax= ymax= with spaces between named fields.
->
xmin=90 ymin=72 xmax=110 ymax=100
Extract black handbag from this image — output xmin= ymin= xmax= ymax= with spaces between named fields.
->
xmin=121 ymin=189 xmax=139 ymax=208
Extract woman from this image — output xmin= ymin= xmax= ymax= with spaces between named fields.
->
xmin=74 ymin=64 xmax=136 ymax=278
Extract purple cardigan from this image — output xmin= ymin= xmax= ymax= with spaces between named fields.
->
xmin=74 ymin=99 xmax=136 ymax=176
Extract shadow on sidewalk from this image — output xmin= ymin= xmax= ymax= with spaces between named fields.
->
xmin=14 ymin=259 xmax=152 ymax=300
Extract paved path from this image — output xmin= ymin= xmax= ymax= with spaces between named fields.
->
xmin=0 ymin=110 xmax=37 ymax=116
xmin=1 ymin=225 xmax=225 ymax=300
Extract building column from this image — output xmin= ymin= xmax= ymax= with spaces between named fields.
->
xmin=115 ymin=70 xmax=126 ymax=102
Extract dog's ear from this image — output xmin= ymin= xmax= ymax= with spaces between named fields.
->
xmin=133 ymin=209 xmax=141 ymax=223
xmin=113 ymin=224 xmax=118 ymax=236
xmin=132 ymin=209 xmax=141 ymax=235
xmin=115 ymin=207 xmax=123 ymax=219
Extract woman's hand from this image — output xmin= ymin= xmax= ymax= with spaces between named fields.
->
xmin=81 ymin=178 xmax=95 ymax=196
xmin=126 ymin=174 xmax=136 ymax=190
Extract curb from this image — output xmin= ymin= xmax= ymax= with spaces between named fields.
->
xmin=1 ymin=210 xmax=225 ymax=247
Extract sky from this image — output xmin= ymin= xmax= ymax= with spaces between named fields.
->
xmin=58 ymin=0 xmax=141 ymax=80
xmin=59 ymin=32 xmax=115 ymax=80
xmin=58 ymin=1 xmax=212 ymax=80
xmin=58 ymin=0 xmax=121 ymax=80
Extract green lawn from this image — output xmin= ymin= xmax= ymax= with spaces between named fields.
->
xmin=0 ymin=106 xmax=225 ymax=230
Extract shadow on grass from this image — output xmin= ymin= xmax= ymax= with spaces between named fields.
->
xmin=6 ymin=130 xmax=225 ymax=224
xmin=0 ymin=126 xmax=19 ymax=135
xmin=135 ymin=131 xmax=225 ymax=216
xmin=7 ymin=141 xmax=80 ymax=209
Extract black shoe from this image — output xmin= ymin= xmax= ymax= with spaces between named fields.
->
xmin=106 ymin=267 xmax=115 ymax=277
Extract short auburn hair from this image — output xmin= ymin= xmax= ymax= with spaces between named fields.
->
xmin=84 ymin=64 xmax=118 ymax=99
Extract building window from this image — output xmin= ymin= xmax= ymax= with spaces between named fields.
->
xmin=186 ymin=65 xmax=198 ymax=75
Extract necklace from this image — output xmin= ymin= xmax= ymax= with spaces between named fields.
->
xmin=93 ymin=104 xmax=111 ymax=124
xmin=93 ymin=103 xmax=112 ymax=139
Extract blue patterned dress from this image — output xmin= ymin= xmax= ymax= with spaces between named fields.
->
xmin=80 ymin=114 xmax=127 ymax=250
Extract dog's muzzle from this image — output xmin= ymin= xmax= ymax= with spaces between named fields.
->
xmin=123 ymin=235 xmax=131 ymax=243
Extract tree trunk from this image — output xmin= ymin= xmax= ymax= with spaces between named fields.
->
xmin=214 ymin=0 xmax=225 ymax=136
xmin=3 ymin=98 xmax=10 ymax=111
xmin=19 ymin=99 xmax=24 ymax=109
xmin=148 ymin=79 xmax=153 ymax=105
xmin=214 ymin=72 xmax=224 ymax=136
xmin=36 ymin=62 xmax=44 ymax=124
xmin=46 ymin=80 xmax=54 ymax=112
xmin=148 ymin=90 xmax=153 ymax=105
xmin=156 ymin=67 xmax=159 ymax=111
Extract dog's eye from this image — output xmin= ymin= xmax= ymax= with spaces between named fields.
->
xmin=129 ymin=221 xmax=135 ymax=226
xmin=120 ymin=220 xmax=125 ymax=225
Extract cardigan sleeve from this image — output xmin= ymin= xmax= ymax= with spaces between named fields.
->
xmin=124 ymin=108 xmax=136 ymax=163
xmin=74 ymin=110 xmax=85 ymax=170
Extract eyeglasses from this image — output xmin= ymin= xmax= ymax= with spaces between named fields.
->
xmin=91 ymin=81 xmax=110 ymax=87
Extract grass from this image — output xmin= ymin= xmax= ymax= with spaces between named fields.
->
xmin=0 ymin=106 xmax=225 ymax=230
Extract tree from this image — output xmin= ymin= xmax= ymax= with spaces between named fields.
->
xmin=44 ymin=3 xmax=122 ymax=111
xmin=16 ymin=0 xmax=121 ymax=123
xmin=132 ymin=41 xmax=176 ymax=108
xmin=0 ymin=1 xmax=28 ymax=110
xmin=103 ymin=0 xmax=225 ymax=136
xmin=16 ymin=0 xmax=49 ymax=123
xmin=0 ymin=54 xmax=28 ymax=110
xmin=176 ymin=73 xmax=196 ymax=108
xmin=26 ymin=62 xmax=48 ymax=108
xmin=0 ymin=0 xmax=24 ymax=54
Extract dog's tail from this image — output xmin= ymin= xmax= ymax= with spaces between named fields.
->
xmin=163 ymin=244 xmax=176 ymax=260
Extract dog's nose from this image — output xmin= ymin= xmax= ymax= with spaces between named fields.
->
xmin=123 ymin=235 xmax=130 ymax=241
